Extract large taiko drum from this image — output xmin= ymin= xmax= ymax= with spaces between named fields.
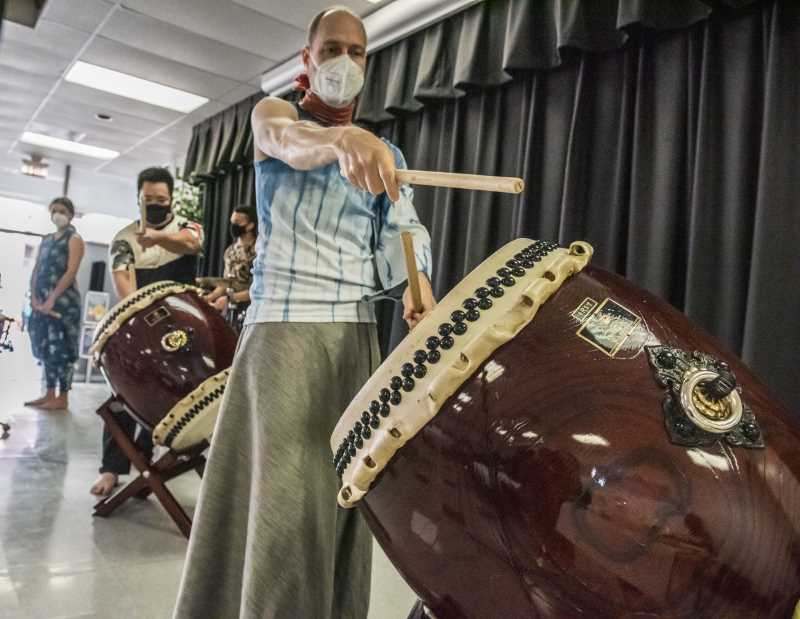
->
xmin=331 ymin=239 xmax=800 ymax=618
xmin=93 ymin=281 xmax=237 ymax=451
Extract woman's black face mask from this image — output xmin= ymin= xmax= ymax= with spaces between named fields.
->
xmin=145 ymin=203 xmax=171 ymax=226
xmin=230 ymin=223 xmax=247 ymax=237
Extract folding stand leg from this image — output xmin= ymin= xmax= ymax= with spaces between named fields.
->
xmin=92 ymin=397 xmax=205 ymax=539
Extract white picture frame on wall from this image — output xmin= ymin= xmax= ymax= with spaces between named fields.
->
xmin=83 ymin=290 xmax=110 ymax=325
xmin=79 ymin=323 xmax=97 ymax=359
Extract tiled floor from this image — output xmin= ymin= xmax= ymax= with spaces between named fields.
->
xmin=0 ymin=331 xmax=417 ymax=618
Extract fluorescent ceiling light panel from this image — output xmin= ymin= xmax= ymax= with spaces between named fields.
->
xmin=20 ymin=132 xmax=120 ymax=160
xmin=65 ymin=61 xmax=209 ymax=113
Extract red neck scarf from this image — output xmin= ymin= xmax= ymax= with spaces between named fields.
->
xmin=294 ymin=73 xmax=355 ymax=126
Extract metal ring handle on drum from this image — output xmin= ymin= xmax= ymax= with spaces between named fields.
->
xmin=679 ymin=369 xmax=743 ymax=434
xmin=160 ymin=328 xmax=193 ymax=353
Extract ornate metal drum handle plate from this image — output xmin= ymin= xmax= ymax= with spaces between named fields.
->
xmin=679 ymin=368 xmax=742 ymax=433
xmin=646 ymin=346 xmax=763 ymax=449
xmin=161 ymin=328 xmax=191 ymax=353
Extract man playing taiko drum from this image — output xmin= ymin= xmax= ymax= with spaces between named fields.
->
xmin=173 ymin=6 xmax=436 ymax=619
xmin=90 ymin=166 xmax=203 ymax=496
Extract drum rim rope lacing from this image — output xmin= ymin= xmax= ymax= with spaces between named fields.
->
xmin=153 ymin=368 xmax=231 ymax=449
xmin=91 ymin=280 xmax=205 ymax=360
xmin=331 ymin=238 xmax=594 ymax=508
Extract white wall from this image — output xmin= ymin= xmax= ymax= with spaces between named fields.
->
xmin=0 ymin=231 xmax=38 ymax=319
xmin=0 ymin=196 xmax=132 ymax=243
xmin=0 ymin=157 xmax=138 ymax=220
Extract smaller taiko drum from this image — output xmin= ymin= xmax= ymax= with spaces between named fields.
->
xmin=93 ymin=281 xmax=237 ymax=451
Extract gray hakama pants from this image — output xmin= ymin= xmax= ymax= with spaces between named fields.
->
xmin=173 ymin=322 xmax=379 ymax=619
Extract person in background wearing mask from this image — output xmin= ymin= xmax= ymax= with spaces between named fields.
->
xmin=202 ymin=204 xmax=257 ymax=331
xmin=174 ymin=7 xmax=435 ymax=619
xmin=90 ymin=166 xmax=203 ymax=496
xmin=24 ymin=197 xmax=85 ymax=410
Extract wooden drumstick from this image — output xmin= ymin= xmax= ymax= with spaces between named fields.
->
xmin=127 ymin=262 xmax=137 ymax=293
xmin=401 ymin=231 xmax=423 ymax=314
xmin=395 ymin=170 xmax=524 ymax=194
xmin=33 ymin=307 xmax=61 ymax=319
xmin=139 ymin=200 xmax=147 ymax=234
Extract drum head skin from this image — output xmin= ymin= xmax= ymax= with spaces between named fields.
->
xmin=332 ymin=239 xmax=800 ymax=618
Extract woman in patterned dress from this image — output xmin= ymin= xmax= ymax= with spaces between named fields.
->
xmin=25 ymin=197 xmax=85 ymax=410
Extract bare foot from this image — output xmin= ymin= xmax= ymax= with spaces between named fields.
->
xmin=90 ymin=472 xmax=118 ymax=496
xmin=24 ymin=389 xmax=56 ymax=407
xmin=39 ymin=395 xmax=68 ymax=410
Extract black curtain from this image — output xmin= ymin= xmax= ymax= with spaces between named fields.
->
xmin=184 ymin=0 xmax=800 ymax=411
xmin=186 ymin=94 xmax=261 ymax=275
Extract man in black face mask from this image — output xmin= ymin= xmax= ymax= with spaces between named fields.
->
xmin=91 ymin=166 xmax=203 ymax=496
xmin=108 ymin=166 xmax=203 ymax=298
xmin=202 ymin=204 xmax=257 ymax=330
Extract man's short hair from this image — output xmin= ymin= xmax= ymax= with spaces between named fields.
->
xmin=307 ymin=6 xmax=366 ymax=45
xmin=233 ymin=204 xmax=258 ymax=233
xmin=137 ymin=167 xmax=174 ymax=196
xmin=50 ymin=196 xmax=75 ymax=217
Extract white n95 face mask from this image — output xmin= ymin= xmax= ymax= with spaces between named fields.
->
xmin=310 ymin=54 xmax=365 ymax=108
xmin=51 ymin=212 xmax=69 ymax=229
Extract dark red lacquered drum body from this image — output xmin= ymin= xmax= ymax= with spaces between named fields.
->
xmin=93 ymin=282 xmax=237 ymax=449
xmin=332 ymin=240 xmax=800 ymax=618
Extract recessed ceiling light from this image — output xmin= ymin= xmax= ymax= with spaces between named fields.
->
xmin=19 ymin=132 xmax=120 ymax=160
xmin=65 ymin=61 xmax=209 ymax=113
xmin=21 ymin=155 xmax=49 ymax=179
xmin=95 ymin=112 xmax=113 ymax=121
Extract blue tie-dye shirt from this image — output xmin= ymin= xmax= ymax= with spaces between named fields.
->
xmin=246 ymin=138 xmax=432 ymax=324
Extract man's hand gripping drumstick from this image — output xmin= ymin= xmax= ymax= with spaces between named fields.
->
xmin=396 ymin=171 xmax=522 ymax=329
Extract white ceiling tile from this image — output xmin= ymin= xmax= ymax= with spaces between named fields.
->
xmin=218 ymin=83 xmax=262 ymax=104
xmin=0 ymin=107 xmax=33 ymax=123
xmin=177 ymin=99 xmax=232 ymax=125
xmin=232 ymin=0 xmax=376 ymax=31
xmin=8 ymin=140 xmax=120 ymax=171
xmin=0 ymin=65 xmax=55 ymax=95
xmin=83 ymin=36 xmax=243 ymax=99
xmin=54 ymin=82 xmax=183 ymax=125
xmin=123 ymin=143 xmax=185 ymax=163
xmin=23 ymin=120 xmax=134 ymax=153
xmin=121 ymin=0 xmax=305 ymax=60
xmin=149 ymin=128 xmax=191 ymax=146
xmin=98 ymin=152 xmax=177 ymax=179
xmin=34 ymin=106 xmax=162 ymax=144
xmin=100 ymin=8 xmax=276 ymax=82
xmin=0 ymin=89 xmax=45 ymax=110
xmin=40 ymin=0 xmax=116 ymax=34
xmin=0 ymin=18 xmax=89 ymax=58
xmin=0 ymin=39 xmax=74 ymax=77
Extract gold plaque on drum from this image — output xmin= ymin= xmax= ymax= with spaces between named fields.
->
xmin=576 ymin=298 xmax=641 ymax=357
xmin=161 ymin=329 xmax=189 ymax=352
